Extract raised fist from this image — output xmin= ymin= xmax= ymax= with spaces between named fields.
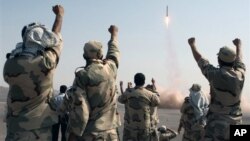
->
xmin=188 ymin=37 xmax=195 ymax=46
xmin=233 ymin=38 xmax=241 ymax=47
xmin=53 ymin=5 xmax=64 ymax=16
xmin=108 ymin=25 xmax=118 ymax=35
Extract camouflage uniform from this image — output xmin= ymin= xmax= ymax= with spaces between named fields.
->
xmin=118 ymin=86 xmax=160 ymax=141
xmin=157 ymin=125 xmax=178 ymax=141
xmin=198 ymin=56 xmax=245 ymax=141
xmin=178 ymin=97 xmax=204 ymax=141
xmin=65 ymin=39 xmax=121 ymax=141
xmin=145 ymin=85 xmax=160 ymax=129
xmin=3 ymin=31 xmax=63 ymax=141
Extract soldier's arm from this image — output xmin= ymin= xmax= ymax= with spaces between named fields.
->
xmin=233 ymin=38 xmax=246 ymax=72
xmin=120 ymin=81 xmax=124 ymax=94
xmin=68 ymin=71 xmax=90 ymax=137
xmin=43 ymin=5 xmax=64 ymax=69
xmin=150 ymin=93 xmax=160 ymax=106
xmin=52 ymin=5 xmax=64 ymax=34
xmin=188 ymin=37 xmax=219 ymax=81
xmin=178 ymin=117 xmax=183 ymax=133
xmin=118 ymin=92 xmax=127 ymax=104
xmin=188 ymin=37 xmax=202 ymax=62
xmin=233 ymin=38 xmax=242 ymax=61
xmin=106 ymin=25 xmax=120 ymax=68
xmin=151 ymin=78 xmax=157 ymax=91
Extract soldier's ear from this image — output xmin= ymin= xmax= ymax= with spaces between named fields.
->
xmin=83 ymin=54 xmax=88 ymax=60
xmin=97 ymin=52 xmax=103 ymax=59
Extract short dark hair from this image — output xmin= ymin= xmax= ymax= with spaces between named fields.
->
xmin=218 ymin=57 xmax=234 ymax=67
xmin=134 ymin=73 xmax=145 ymax=86
xmin=60 ymin=85 xmax=67 ymax=93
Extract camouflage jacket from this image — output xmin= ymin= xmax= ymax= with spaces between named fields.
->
xmin=147 ymin=89 xmax=160 ymax=128
xmin=179 ymin=97 xmax=196 ymax=132
xmin=118 ymin=86 xmax=160 ymax=130
xmin=198 ymin=57 xmax=245 ymax=118
xmin=66 ymin=39 xmax=121 ymax=136
xmin=3 ymin=33 xmax=63 ymax=132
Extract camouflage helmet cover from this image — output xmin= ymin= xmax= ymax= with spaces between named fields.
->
xmin=83 ymin=40 xmax=103 ymax=59
xmin=217 ymin=46 xmax=236 ymax=63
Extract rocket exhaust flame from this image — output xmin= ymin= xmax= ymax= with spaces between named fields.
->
xmin=165 ymin=16 xmax=169 ymax=28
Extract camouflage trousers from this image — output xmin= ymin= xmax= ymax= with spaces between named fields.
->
xmin=78 ymin=129 xmax=120 ymax=141
xmin=204 ymin=113 xmax=242 ymax=141
xmin=123 ymin=127 xmax=158 ymax=141
xmin=5 ymin=126 xmax=52 ymax=141
xmin=182 ymin=123 xmax=205 ymax=141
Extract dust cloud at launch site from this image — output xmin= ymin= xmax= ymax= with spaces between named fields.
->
xmin=157 ymin=87 xmax=184 ymax=109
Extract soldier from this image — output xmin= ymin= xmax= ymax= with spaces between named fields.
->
xmin=118 ymin=73 xmax=160 ymax=141
xmin=178 ymin=96 xmax=204 ymax=141
xmin=145 ymin=78 xmax=160 ymax=131
xmin=52 ymin=85 xmax=68 ymax=141
xmin=188 ymin=84 xmax=209 ymax=127
xmin=3 ymin=5 xmax=64 ymax=141
xmin=188 ymin=37 xmax=245 ymax=140
xmin=145 ymin=79 xmax=178 ymax=141
xmin=158 ymin=125 xmax=177 ymax=141
xmin=66 ymin=25 xmax=121 ymax=141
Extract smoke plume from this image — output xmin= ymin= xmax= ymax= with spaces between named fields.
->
xmin=156 ymin=86 xmax=184 ymax=109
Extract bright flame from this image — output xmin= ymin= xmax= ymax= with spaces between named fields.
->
xmin=165 ymin=16 xmax=169 ymax=28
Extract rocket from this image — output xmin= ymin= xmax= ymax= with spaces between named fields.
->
xmin=166 ymin=5 xmax=168 ymax=17
xmin=165 ymin=5 xmax=169 ymax=28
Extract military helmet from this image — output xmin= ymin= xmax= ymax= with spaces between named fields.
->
xmin=83 ymin=40 xmax=103 ymax=59
xmin=217 ymin=46 xmax=236 ymax=63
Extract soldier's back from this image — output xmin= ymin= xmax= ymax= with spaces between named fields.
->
xmin=4 ymin=55 xmax=58 ymax=132
xmin=77 ymin=60 xmax=121 ymax=133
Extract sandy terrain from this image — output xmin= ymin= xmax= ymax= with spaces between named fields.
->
xmin=0 ymin=102 xmax=249 ymax=141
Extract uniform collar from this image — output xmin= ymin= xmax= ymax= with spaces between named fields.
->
xmin=221 ymin=66 xmax=233 ymax=70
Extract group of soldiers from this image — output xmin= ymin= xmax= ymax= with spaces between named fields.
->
xmin=3 ymin=5 xmax=246 ymax=141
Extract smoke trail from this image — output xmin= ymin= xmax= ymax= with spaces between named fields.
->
xmin=156 ymin=25 xmax=186 ymax=109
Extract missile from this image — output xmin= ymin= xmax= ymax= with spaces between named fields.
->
xmin=165 ymin=5 xmax=169 ymax=28
xmin=166 ymin=5 xmax=168 ymax=17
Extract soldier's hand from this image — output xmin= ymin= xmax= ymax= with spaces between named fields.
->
xmin=108 ymin=25 xmax=118 ymax=35
xmin=177 ymin=127 xmax=181 ymax=134
xmin=53 ymin=5 xmax=64 ymax=16
xmin=151 ymin=78 xmax=155 ymax=84
xmin=188 ymin=37 xmax=195 ymax=46
xmin=120 ymin=81 xmax=123 ymax=87
xmin=128 ymin=82 xmax=132 ymax=89
xmin=233 ymin=38 xmax=241 ymax=47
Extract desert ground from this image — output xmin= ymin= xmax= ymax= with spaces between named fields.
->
xmin=1 ymin=102 xmax=249 ymax=141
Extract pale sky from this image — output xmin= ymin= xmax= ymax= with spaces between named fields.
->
xmin=1 ymin=0 xmax=249 ymax=106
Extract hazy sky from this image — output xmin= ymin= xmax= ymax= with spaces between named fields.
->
xmin=0 ymin=0 xmax=249 ymax=105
